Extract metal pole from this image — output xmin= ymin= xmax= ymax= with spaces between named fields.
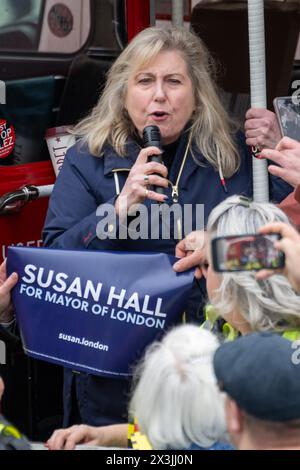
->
xmin=126 ymin=0 xmax=151 ymax=41
xmin=248 ymin=0 xmax=269 ymax=202
xmin=149 ymin=0 xmax=156 ymax=26
xmin=172 ymin=0 xmax=184 ymax=27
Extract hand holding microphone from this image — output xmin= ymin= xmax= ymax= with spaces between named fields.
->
xmin=115 ymin=126 xmax=168 ymax=217
xmin=142 ymin=125 xmax=165 ymax=196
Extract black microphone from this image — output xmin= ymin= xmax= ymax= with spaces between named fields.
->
xmin=142 ymin=125 xmax=165 ymax=195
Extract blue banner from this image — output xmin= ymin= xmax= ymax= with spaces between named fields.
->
xmin=7 ymin=247 xmax=194 ymax=378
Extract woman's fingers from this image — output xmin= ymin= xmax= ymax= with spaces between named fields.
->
xmin=174 ymin=231 xmax=207 ymax=277
xmin=244 ymin=108 xmax=281 ymax=149
xmin=259 ymin=222 xmax=300 ymax=241
xmin=0 ymin=260 xmax=7 ymax=283
xmin=0 ymin=272 xmax=18 ymax=295
xmin=116 ymin=148 xmax=169 ymax=211
xmin=276 ymin=136 xmax=300 ymax=152
xmin=258 ymin=222 xmax=300 ymax=292
xmin=173 ymin=249 xmax=206 ymax=274
xmin=267 ymin=165 xmax=296 ymax=186
xmin=63 ymin=426 xmax=93 ymax=450
xmin=138 ymin=173 xmax=169 ymax=188
xmin=46 ymin=428 xmax=73 ymax=450
xmin=0 ymin=271 xmax=18 ymax=321
xmin=144 ymin=161 xmax=168 ymax=178
xmin=46 ymin=425 xmax=91 ymax=450
xmin=135 ymin=146 xmax=163 ymax=166
xmin=260 ymin=149 xmax=286 ymax=166
xmin=144 ymin=188 xmax=167 ymax=203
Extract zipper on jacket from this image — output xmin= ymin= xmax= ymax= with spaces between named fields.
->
xmin=111 ymin=134 xmax=191 ymax=204
xmin=169 ymin=133 xmax=191 ymax=203
xmin=171 ymin=185 xmax=179 ymax=203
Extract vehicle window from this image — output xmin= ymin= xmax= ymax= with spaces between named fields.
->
xmin=38 ymin=0 xmax=91 ymax=54
xmin=0 ymin=0 xmax=44 ymax=51
xmin=0 ymin=0 xmax=95 ymax=55
xmin=91 ymin=0 xmax=124 ymax=50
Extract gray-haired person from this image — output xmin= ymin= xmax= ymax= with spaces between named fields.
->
xmin=129 ymin=324 xmax=231 ymax=450
xmin=204 ymin=195 xmax=300 ymax=337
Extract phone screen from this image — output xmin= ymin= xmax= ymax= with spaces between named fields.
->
xmin=211 ymin=233 xmax=285 ymax=272
xmin=273 ymin=96 xmax=300 ymax=140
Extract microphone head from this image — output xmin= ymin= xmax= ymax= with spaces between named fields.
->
xmin=143 ymin=125 xmax=161 ymax=148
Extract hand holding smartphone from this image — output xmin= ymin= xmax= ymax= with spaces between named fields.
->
xmin=273 ymin=96 xmax=300 ymax=141
xmin=211 ymin=233 xmax=285 ymax=272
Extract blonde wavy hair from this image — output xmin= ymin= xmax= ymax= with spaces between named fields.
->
xmin=73 ymin=26 xmax=240 ymax=177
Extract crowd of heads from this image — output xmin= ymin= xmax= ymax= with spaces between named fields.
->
xmin=129 ymin=195 xmax=300 ymax=450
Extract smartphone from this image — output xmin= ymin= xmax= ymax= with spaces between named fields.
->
xmin=211 ymin=233 xmax=285 ymax=272
xmin=273 ymin=96 xmax=300 ymax=140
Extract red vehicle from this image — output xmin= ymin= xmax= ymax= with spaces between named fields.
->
xmin=0 ymin=0 xmax=299 ymax=441
xmin=0 ymin=0 xmax=150 ymax=441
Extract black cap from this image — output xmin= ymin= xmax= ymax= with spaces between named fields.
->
xmin=213 ymin=332 xmax=300 ymax=422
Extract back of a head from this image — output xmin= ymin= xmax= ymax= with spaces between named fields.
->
xmin=214 ymin=331 xmax=300 ymax=448
xmin=206 ymin=195 xmax=300 ymax=332
xmin=130 ymin=324 xmax=226 ymax=450
xmin=207 ymin=195 xmax=290 ymax=236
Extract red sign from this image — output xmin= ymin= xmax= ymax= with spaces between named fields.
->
xmin=0 ymin=161 xmax=55 ymax=262
xmin=0 ymin=120 xmax=15 ymax=160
